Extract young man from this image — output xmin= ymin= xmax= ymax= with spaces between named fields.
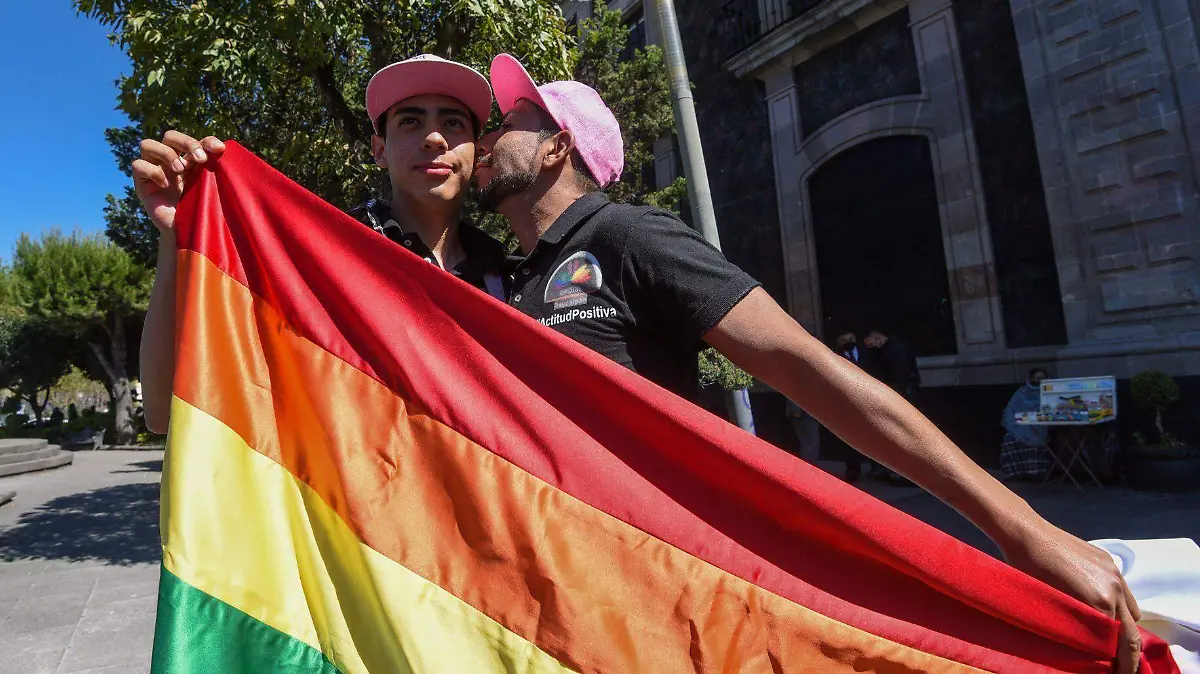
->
xmin=474 ymin=54 xmax=1144 ymax=671
xmin=135 ymin=55 xmax=507 ymax=432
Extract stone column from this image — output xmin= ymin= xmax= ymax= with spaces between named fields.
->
xmin=909 ymin=0 xmax=1005 ymax=348
xmin=761 ymin=61 xmax=822 ymax=330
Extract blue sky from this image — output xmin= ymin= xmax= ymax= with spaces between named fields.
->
xmin=0 ymin=2 xmax=130 ymax=263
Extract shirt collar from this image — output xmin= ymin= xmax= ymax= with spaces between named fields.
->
xmin=379 ymin=203 xmax=507 ymax=274
xmin=538 ymin=192 xmax=610 ymax=246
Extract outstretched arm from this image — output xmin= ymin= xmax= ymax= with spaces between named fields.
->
xmin=704 ymin=287 xmax=1143 ymax=673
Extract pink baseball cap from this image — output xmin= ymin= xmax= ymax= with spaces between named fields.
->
xmin=366 ymin=54 xmax=493 ymax=134
xmin=489 ymin=53 xmax=624 ymax=188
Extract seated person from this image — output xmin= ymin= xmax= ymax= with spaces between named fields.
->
xmin=1000 ymin=367 xmax=1052 ymax=480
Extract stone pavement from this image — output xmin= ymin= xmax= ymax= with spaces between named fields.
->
xmin=0 ymin=451 xmax=162 ymax=674
xmin=0 ymin=450 xmax=1195 ymax=674
xmin=833 ymin=461 xmax=1200 ymax=556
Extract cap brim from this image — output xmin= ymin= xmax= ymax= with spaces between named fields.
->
xmin=489 ymin=54 xmax=546 ymax=116
xmin=366 ymin=59 xmax=493 ymax=133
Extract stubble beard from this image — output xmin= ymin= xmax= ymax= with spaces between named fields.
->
xmin=478 ymin=159 xmax=539 ymax=213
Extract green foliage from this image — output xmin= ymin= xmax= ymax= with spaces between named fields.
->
xmin=79 ymin=1 xmax=682 ymax=258
xmin=573 ymin=3 xmax=677 ymax=209
xmin=48 ymin=368 xmax=111 ymax=413
xmin=1131 ymin=370 xmax=1181 ymax=413
xmin=642 ymin=177 xmax=687 ymax=214
xmin=12 ymin=230 xmax=152 ymax=331
xmin=9 ymin=231 xmax=152 ymax=444
xmin=3 ymin=413 xmax=29 ymax=431
xmin=698 ymin=347 xmax=753 ymax=391
xmin=0 ymin=316 xmax=76 ymax=423
xmin=78 ymin=0 xmax=578 ymax=260
xmin=1130 ymin=441 xmax=1200 ymax=460
xmin=1131 ymin=370 xmax=1184 ymax=449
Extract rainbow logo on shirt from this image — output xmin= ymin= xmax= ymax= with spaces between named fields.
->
xmin=544 ymin=251 xmax=603 ymax=309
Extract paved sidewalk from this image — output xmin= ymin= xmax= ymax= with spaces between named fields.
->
xmin=0 ymin=451 xmax=162 ymax=674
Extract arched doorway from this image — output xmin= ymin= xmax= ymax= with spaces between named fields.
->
xmin=808 ymin=135 xmax=958 ymax=356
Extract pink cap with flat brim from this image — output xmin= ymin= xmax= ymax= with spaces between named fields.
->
xmin=366 ymin=54 xmax=493 ymax=134
xmin=489 ymin=53 xmax=624 ymax=189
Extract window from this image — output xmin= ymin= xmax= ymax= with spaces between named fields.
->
xmin=620 ymin=6 xmax=647 ymax=61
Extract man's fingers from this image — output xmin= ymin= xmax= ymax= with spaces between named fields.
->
xmin=200 ymin=136 xmax=227 ymax=155
xmin=163 ymin=130 xmax=208 ymax=162
xmin=139 ymin=139 xmax=187 ymax=174
xmin=132 ymin=158 xmax=170 ymax=190
xmin=1122 ymin=580 xmax=1142 ymax=622
xmin=1115 ymin=600 xmax=1143 ymax=674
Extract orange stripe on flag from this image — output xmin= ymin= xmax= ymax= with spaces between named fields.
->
xmin=173 ymin=248 xmax=987 ymax=673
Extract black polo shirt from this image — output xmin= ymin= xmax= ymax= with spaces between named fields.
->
xmin=348 ymin=199 xmax=510 ymax=300
xmin=509 ymin=192 xmax=761 ymax=401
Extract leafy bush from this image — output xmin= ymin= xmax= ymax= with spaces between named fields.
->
xmin=699 ymin=348 xmax=753 ymax=391
xmin=1131 ymin=370 xmax=1181 ymax=441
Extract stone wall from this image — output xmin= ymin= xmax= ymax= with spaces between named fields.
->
xmin=1009 ymin=0 xmax=1200 ymax=343
xmin=794 ymin=8 xmax=922 ymax=135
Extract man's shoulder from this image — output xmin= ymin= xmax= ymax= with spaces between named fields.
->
xmin=590 ymin=200 xmax=692 ymax=241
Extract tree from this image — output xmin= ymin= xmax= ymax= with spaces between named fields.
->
xmin=0 ymin=270 xmax=74 ymax=427
xmin=10 ymin=231 xmax=153 ymax=444
xmin=78 ymin=0 xmax=578 ymax=259
xmin=78 ymin=0 xmax=685 ymax=259
xmin=1132 ymin=370 xmax=1181 ymax=444
xmin=573 ymin=3 xmax=683 ymax=208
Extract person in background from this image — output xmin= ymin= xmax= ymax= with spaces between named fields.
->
xmin=1000 ymin=367 xmax=1053 ymax=481
xmin=861 ymin=328 xmax=920 ymax=485
xmin=863 ymin=327 xmax=921 ymax=405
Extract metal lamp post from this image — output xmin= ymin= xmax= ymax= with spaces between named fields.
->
xmin=648 ymin=0 xmax=756 ymax=435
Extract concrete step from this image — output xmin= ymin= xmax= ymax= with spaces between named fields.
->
xmin=0 ymin=438 xmax=49 ymax=456
xmin=0 ymin=446 xmax=63 ymax=467
xmin=0 ymin=449 xmax=73 ymax=478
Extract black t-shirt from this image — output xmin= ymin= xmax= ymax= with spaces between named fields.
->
xmin=509 ymin=192 xmax=761 ymax=400
xmin=348 ymin=199 xmax=510 ymax=300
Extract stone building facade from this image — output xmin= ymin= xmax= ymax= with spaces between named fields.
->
xmin=568 ymin=0 xmax=1200 ymax=459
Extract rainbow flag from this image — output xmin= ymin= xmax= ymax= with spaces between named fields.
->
xmin=153 ymin=142 xmax=1178 ymax=673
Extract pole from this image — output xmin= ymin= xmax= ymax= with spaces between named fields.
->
xmin=649 ymin=0 xmax=755 ymax=435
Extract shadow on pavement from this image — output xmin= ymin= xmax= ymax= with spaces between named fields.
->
xmin=113 ymin=459 xmax=164 ymax=474
xmin=0 ymin=482 xmax=160 ymax=565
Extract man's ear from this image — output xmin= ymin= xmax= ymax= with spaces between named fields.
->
xmin=542 ymin=129 xmax=577 ymax=170
xmin=371 ymin=134 xmax=388 ymax=167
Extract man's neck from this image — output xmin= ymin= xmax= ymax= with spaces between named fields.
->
xmin=505 ymin=185 xmax=588 ymax=255
xmin=392 ymin=196 xmax=464 ymax=269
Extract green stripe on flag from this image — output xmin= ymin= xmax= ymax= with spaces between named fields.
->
xmin=152 ymin=566 xmax=341 ymax=674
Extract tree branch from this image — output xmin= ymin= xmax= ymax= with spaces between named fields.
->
xmin=89 ymin=341 xmax=117 ymax=383
xmin=313 ymin=61 xmax=370 ymax=146
xmin=434 ymin=15 xmax=472 ymax=60
xmin=361 ymin=5 xmax=394 ymax=75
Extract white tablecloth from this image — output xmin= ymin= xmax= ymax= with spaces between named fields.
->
xmin=1090 ymin=538 xmax=1200 ymax=673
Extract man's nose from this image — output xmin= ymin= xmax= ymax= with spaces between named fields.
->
xmin=422 ymin=129 xmax=449 ymax=151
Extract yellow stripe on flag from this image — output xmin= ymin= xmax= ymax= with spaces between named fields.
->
xmin=161 ymin=396 xmax=574 ymax=674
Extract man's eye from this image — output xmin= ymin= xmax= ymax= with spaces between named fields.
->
xmin=398 ymin=117 xmax=419 ymax=126
xmin=447 ymin=118 xmax=465 ymax=128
